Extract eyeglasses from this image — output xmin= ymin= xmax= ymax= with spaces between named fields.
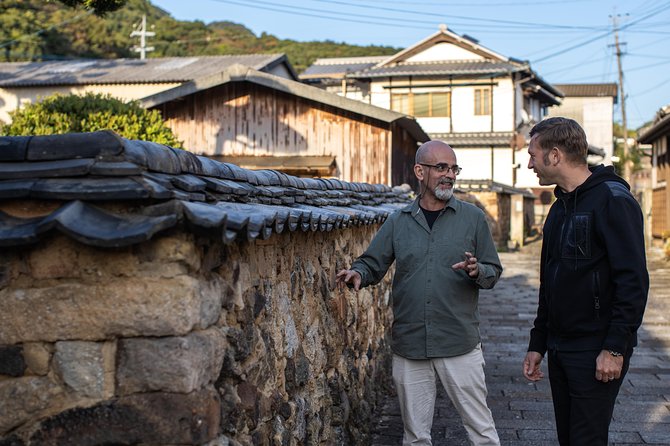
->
xmin=419 ymin=163 xmax=462 ymax=175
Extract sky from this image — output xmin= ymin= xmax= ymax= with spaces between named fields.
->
xmin=150 ymin=0 xmax=670 ymax=130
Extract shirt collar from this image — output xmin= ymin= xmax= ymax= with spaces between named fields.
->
xmin=403 ymin=195 xmax=459 ymax=215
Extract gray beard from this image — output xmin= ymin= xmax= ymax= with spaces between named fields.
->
xmin=434 ymin=185 xmax=453 ymax=201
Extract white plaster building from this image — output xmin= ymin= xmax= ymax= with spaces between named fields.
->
xmin=548 ymin=83 xmax=617 ymax=166
xmin=301 ymin=25 xmax=564 ymax=189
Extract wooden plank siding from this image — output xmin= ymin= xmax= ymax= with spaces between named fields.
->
xmin=653 ymin=143 xmax=669 ymax=237
xmin=652 ymin=185 xmax=668 ymax=238
xmin=391 ymin=122 xmax=420 ymax=191
xmin=154 ymin=81 xmax=417 ymax=185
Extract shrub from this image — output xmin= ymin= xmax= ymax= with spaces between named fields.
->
xmin=1 ymin=92 xmax=183 ymax=148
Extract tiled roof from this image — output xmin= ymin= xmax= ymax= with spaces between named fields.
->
xmin=0 ymin=131 xmax=412 ymax=248
xmin=0 ymin=54 xmax=292 ymax=87
xmin=347 ymin=61 xmax=522 ymax=79
xmin=457 ymin=179 xmax=535 ymax=198
xmin=638 ymin=105 xmax=670 ymax=144
xmin=299 ymin=56 xmax=387 ymax=79
xmin=553 ymin=83 xmax=618 ymax=99
xmin=429 ymin=132 xmax=516 ymax=148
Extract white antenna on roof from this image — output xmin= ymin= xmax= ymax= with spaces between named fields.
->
xmin=130 ymin=15 xmax=155 ymax=60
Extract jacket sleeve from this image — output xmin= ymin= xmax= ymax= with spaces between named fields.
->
xmin=473 ymin=211 xmax=503 ymax=289
xmin=351 ymin=214 xmax=396 ymax=287
xmin=599 ymin=189 xmax=649 ymax=354
xmin=528 ymin=233 xmax=549 ymax=355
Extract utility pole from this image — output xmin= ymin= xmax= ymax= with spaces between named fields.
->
xmin=130 ymin=14 xmax=155 ymax=60
xmin=611 ymin=13 xmax=630 ymax=181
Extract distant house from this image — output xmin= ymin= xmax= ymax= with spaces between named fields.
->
xmin=638 ymin=104 xmax=670 ymax=239
xmin=301 ymin=24 xmax=563 ymax=189
xmin=547 ymin=83 xmax=618 ymax=165
xmin=301 ymin=24 xmax=563 ymax=244
xmin=0 ymin=54 xmax=297 ymax=124
xmin=142 ymin=64 xmax=429 ymax=186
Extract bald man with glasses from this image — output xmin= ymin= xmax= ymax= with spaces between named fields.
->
xmin=337 ymin=140 xmax=502 ymax=445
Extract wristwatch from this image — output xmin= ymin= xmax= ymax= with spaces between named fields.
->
xmin=608 ymin=350 xmax=623 ymax=357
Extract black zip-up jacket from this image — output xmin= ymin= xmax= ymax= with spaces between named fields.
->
xmin=528 ymin=165 xmax=649 ymax=355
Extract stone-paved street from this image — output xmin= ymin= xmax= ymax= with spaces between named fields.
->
xmin=371 ymin=240 xmax=670 ymax=445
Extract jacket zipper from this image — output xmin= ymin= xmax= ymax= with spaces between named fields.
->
xmin=593 ymin=271 xmax=601 ymax=319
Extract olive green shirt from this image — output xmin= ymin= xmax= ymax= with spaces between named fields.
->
xmin=351 ymin=196 xmax=502 ymax=359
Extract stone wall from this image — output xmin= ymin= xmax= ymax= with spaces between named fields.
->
xmin=0 ymin=226 xmax=394 ymax=445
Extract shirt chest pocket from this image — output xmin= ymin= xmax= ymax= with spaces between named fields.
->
xmin=561 ymin=212 xmax=592 ymax=259
xmin=434 ymin=232 xmax=476 ymax=265
xmin=394 ymin=236 xmax=429 ymax=271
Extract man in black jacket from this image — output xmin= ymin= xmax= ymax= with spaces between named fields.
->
xmin=522 ymin=117 xmax=649 ymax=445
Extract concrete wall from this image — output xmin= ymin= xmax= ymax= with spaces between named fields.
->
xmin=0 ymin=225 xmax=394 ymax=445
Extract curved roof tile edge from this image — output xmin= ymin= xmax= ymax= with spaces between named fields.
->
xmin=0 ymin=131 xmax=414 ymax=247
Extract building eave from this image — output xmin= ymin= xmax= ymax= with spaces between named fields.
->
xmin=140 ymin=64 xmax=429 ymax=143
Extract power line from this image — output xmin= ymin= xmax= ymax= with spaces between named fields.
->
xmin=346 ymin=0 xmax=593 ymax=5
xmin=209 ymin=0 xmax=613 ymax=33
xmin=627 ymin=53 xmax=670 ymax=60
xmin=541 ymin=52 xmax=609 ymax=77
xmin=311 ymin=0 xmax=604 ymax=30
xmin=634 ymin=75 xmax=670 ymax=97
xmin=530 ymin=1 xmax=670 ymax=63
xmin=558 ymin=59 xmax=670 ymax=83
xmin=208 ymin=0 xmax=429 ymax=30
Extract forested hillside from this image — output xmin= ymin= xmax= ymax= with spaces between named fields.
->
xmin=0 ymin=0 xmax=398 ymax=73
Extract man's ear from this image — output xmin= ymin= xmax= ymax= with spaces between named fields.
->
xmin=551 ymin=147 xmax=561 ymax=165
xmin=414 ymin=164 xmax=424 ymax=180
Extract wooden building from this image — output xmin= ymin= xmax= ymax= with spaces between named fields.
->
xmin=638 ymin=104 xmax=670 ymax=239
xmin=0 ymin=54 xmax=297 ymax=126
xmin=142 ymin=64 xmax=428 ymax=187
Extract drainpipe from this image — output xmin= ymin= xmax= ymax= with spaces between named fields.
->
xmin=491 ymin=145 xmax=495 ymax=182
xmin=389 ymin=76 xmax=392 ymax=108
xmin=490 ymin=76 xmax=494 ymax=132
xmin=512 ymin=73 xmax=517 ymax=187
xmin=409 ymin=75 xmax=413 ymax=114
xmin=449 ymin=75 xmax=453 ymax=133
xmin=490 ymin=77 xmax=495 ymax=182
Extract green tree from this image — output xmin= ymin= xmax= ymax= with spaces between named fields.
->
xmin=612 ymin=122 xmax=643 ymax=176
xmin=1 ymin=92 xmax=183 ymax=148
xmin=0 ymin=0 xmax=399 ymax=71
xmin=52 ymin=0 xmax=127 ymax=15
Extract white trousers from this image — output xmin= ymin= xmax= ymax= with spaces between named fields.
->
xmin=392 ymin=346 xmax=500 ymax=446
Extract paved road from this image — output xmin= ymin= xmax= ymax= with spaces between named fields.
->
xmin=371 ymin=240 xmax=670 ymax=445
